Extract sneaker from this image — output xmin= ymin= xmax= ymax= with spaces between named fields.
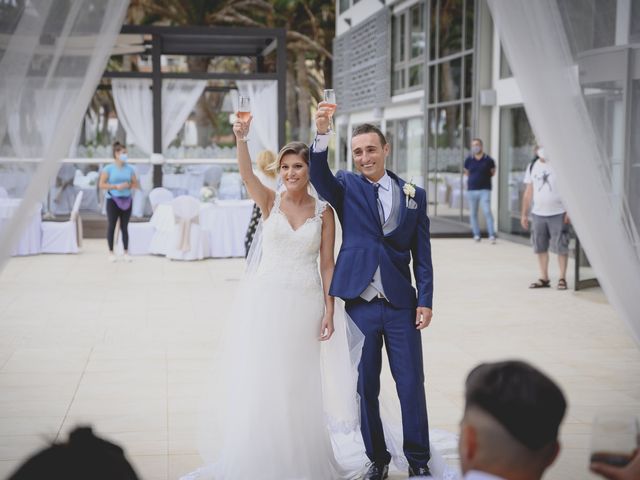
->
xmin=490 ymin=236 xmax=497 ymax=244
xmin=123 ymin=253 xmax=132 ymax=263
xmin=108 ymin=253 xmax=117 ymax=263
xmin=473 ymin=236 xmax=481 ymax=242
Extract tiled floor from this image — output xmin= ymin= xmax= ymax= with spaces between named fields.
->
xmin=0 ymin=238 xmax=638 ymax=479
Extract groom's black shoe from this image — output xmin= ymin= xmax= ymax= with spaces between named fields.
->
xmin=362 ymin=462 xmax=389 ymax=480
xmin=408 ymin=465 xmax=432 ymax=477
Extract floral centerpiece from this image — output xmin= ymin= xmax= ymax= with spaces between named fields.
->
xmin=200 ymin=186 xmax=216 ymax=203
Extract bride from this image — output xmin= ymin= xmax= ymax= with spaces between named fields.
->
xmin=182 ymin=117 xmax=459 ymax=480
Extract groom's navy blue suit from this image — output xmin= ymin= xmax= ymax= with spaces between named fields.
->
xmin=310 ymin=145 xmax=432 ymax=469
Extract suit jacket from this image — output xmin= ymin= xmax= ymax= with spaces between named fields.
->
xmin=310 ymin=147 xmax=433 ymax=309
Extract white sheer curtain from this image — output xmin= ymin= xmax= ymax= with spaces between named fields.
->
xmin=488 ymin=0 xmax=640 ymax=344
xmin=162 ymin=79 xmax=207 ymax=151
xmin=0 ymin=0 xmax=129 ymax=270
xmin=112 ymin=78 xmax=153 ymax=156
xmin=235 ymin=81 xmax=279 ymax=158
xmin=112 ymin=78 xmax=207 ymax=154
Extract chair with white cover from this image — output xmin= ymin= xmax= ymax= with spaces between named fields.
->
xmin=166 ymin=195 xmax=209 ymax=261
xmin=148 ymin=187 xmax=174 ymax=212
xmin=49 ymin=164 xmax=78 ymax=215
xmin=41 ymin=190 xmax=83 ymax=253
xmin=0 ymin=187 xmax=8 ymax=198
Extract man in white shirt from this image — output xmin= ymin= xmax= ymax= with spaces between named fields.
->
xmin=520 ymin=146 xmax=571 ymax=290
xmin=456 ymin=360 xmax=567 ymax=480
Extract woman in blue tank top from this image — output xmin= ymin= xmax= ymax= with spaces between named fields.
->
xmin=99 ymin=142 xmax=138 ymax=262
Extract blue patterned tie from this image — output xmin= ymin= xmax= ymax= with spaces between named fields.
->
xmin=373 ymin=183 xmax=385 ymax=225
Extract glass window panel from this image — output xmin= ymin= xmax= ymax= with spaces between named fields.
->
xmin=427 ymin=108 xmax=438 ymax=216
xmin=396 ymin=120 xmax=408 ymax=177
xmin=632 ymin=0 xmax=640 ymax=41
xmin=409 ymin=64 xmax=424 ymax=88
xmin=464 ymin=0 xmax=475 ymax=50
xmin=498 ymin=106 xmax=536 ymax=237
xmin=499 ymin=44 xmax=512 ymax=79
xmin=429 ymin=64 xmax=437 ymax=104
xmin=438 ymin=57 xmax=462 ymax=102
xmin=438 ymin=0 xmax=463 ymax=58
xmin=557 ymin=0 xmax=616 ymax=56
xmin=410 ymin=3 xmax=426 ymax=59
xmin=385 ymin=120 xmax=396 ymax=172
xmin=435 ymin=105 xmax=463 ymax=220
xmin=400 ymin=12 xmax=406 ymax=62
xmin=406 ymin=117 xmax=425 ymax=186
xmin=464 ymin=54 xmax=473 ymax=99
xmin=339 ymin=0 xmax=350 ymax=13
xmin=429 ymin=0 xmax=437 ymax=60
xmin=463 ymin=101 xmax=472 ymax=149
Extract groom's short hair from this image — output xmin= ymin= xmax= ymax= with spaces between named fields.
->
xmin=464 ymin=360 xmax=566 ymax=451
xmin=352 ymin=124 xmax=387 ymax=146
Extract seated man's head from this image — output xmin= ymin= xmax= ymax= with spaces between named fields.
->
xmin=351 ymin=124 xmax=390 ymax=182
xmin=459 ymin=360 xmax=567 ymax=480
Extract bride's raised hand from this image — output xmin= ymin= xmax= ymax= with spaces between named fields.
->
xmin=319 ymin=312 xmax=335 ymax=341
xmin=233 ymin=114 xmax=252 ymax=141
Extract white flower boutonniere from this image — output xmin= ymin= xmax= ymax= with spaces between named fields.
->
xmin=403 ymin=181 xmax=416 ymax=207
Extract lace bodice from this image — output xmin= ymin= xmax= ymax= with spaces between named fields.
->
xmin=255 ymin=192 xmax=326 ymax=288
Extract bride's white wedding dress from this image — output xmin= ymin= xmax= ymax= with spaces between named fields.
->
xmin=182 ymin=192 xmax=460 ymax=480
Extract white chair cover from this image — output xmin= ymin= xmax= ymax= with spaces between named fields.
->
xmin=204 ymin=166 xmax=224 ymax=189
xmin=167 ymin=195 xmax=209 ymax=261
xmin=0 ymin=187 xmax=8 ymax=199
xmin=217 ymin=172 xmax=244 ymax=200
xmin=115 ymin=221 xmax=155 ymax=255
xmin=41 ymin=191 xmax=83 ymax=254
xmin=149 ymin=187 xmax=174 ymax=211
xmin=49 ymin=164 xmax=78 ymax=215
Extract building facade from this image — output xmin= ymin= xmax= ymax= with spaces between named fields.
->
xmin=333 ymin=0 xmax=639 ymax=254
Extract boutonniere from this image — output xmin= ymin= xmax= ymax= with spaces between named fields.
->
xmin=403 ymin=181 xmax=416 ymax=207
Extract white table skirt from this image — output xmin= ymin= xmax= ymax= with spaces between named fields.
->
xmin=0 ymin=199 xmax=42 ymax=256
xmin=150 ymin=199 xmax=253 ymax=258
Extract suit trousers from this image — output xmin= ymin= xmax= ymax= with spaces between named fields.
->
xmin=345 ymin=297 xmax=431 ymax=468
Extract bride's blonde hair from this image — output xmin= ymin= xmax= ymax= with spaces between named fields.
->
xmin=269 ymin=141 xmax=309 ymax=172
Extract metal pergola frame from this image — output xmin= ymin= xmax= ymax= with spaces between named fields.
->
xmin=103 ymin=25 xmax=287 ymax=187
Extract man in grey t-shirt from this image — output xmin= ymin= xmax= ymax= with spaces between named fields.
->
xmin=520 ymin=146 xmax=570 ymax=290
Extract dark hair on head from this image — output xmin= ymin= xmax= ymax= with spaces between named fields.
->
xmin=8 ymin=426 xmax=139 ymax=480
xmin=471 ymin=138 xmax=483 ymax=146
xmin=352 ymin=123 xmax=387 ymax=146
xmin=276 ymin=141 xmax=309 ymax=169
xmin=465 ymin=360 xmax=567 ymax=451
xmin=112 ymin=141 xmax=126 ymax=158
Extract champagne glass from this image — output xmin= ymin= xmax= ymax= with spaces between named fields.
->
xmin=237 ymin=96 xmax=251 ymax=141
xmin=323 ymin=89 xmax=337 ymax=133
xmin=590 ymin=413 xmax=640 ymax=467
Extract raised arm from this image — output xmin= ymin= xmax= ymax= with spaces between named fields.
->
xmin=233 ymin=116 xmax=275 ymax=217
xmin=411 ymin=189 xmax=434 ymax=329
xmin=310 ymin=103 xmax=345 ymax=210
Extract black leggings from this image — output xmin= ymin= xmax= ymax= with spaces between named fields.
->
xmin=106 ymin=198 xmax=132 ymax=251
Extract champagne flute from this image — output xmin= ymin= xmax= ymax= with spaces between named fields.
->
xmin=590 ymin=413 xmax=640 ymax=467
xmin=237 ymin=96 xmax=251 ymax=141
xmin=323 ymin=89 xmax=337 ymax=133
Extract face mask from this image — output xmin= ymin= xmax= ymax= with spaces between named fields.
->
xmin=537 ymin=148 xmax=545 ymax=159
xmin=471 ymin=145 xmax=482 ymax=155
xmin=119 ymin=153 xmax=128 ymax=162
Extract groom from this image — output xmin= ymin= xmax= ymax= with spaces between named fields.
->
xmin=311 ymin=106 xmax=433 ymax=479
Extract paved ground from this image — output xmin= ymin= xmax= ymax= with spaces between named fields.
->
xmin=0 ymin=238 xmax=638 ymax=479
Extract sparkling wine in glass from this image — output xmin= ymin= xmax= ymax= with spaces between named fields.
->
xmin=237 ymin=96 xmax=251 ymax=140
xmin=323 ymin=89 xmax=337 ymax=133
xmin=590 ymin=413 xmax=640 ymax=467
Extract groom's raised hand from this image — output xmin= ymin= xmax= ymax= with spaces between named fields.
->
xmin=416 ymin=307 xmax=433 ymax=330
xmin=315 ymin=102 xmax=331 ymax=135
